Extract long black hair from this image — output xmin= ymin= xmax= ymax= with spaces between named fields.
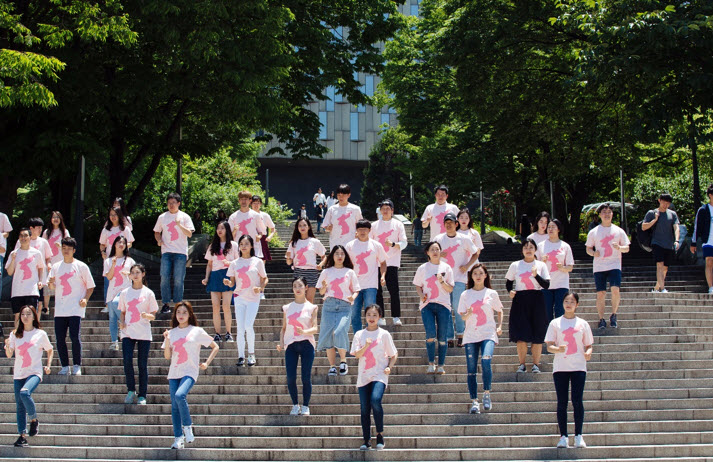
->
xmin=105 ymin=206 xmax=127 ymax=231
xmin=288 ymin=217 xmax=315 ymax=248
xmin=323 ymin=244 xmax=354 ymax=269
xmin=108 ymin=235 xmax=131 ymax=259
xmin=467 ymin=263 xmax=492 ymax=290
xmin=209 ymin=221 xmax=234 ymax=257
xmin=45 ymin=211 xmax=67 ymax=238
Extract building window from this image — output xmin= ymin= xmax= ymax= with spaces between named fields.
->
xmin=366 ymin=76 xmax=374 ymax=97
xmin=326 ymin=86 xmax=335 ymax=111
xmin=319 ymin=112 xmax=327 ymax=140
xmin=350 ymin=113 xmax=359 ymax=141
xmin=380 ymin=113 xmax=390 ymax=127
xmin=410 ymin=4 xmax=419 ymax=16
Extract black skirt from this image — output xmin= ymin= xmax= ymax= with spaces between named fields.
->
xmin=508 ymin=290 xmax=548 ymax=343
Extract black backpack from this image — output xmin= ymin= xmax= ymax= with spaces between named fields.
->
xmin=636 ymin=219 xmax=653 ymax=252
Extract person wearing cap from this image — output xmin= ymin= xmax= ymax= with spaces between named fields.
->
xmin=643 ymin=193 xmax=680 ymax=293
xmin=370 ymin=199 xmax=408 ymax=326
xmin=433 ymin=212 xmax=478 ymax=347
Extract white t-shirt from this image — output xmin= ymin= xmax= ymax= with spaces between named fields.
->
xmin=527 ymin=232 xmax=549 ymax=245
xmin=421 ymin=202 xmax=459 ymax=237
xmin=345 ymin=238 xmax=388 ymax=290
xmin=0 ymin=212 xmax=13 ymax=257
xmin=0 ymin=233 xmax=5 ymax=258
xmin=7 ymin=248 xmax=44 ymax=297
xmin=545 ymin=316 xmax=594 ymax=373
xmin=204 ymin=241 xmax=240 ymax=272
xmin=287 ymin=238 xmax=326 ymax=270
xmin=350 ymin=327 xmax=397 ymax=388
xmin=99 ymin=226 xmax=135 ymax=250
xmin=163 ymin=325 xmax=214 ymax=381
xmin=707 ymin=204 xmax=713 ymax=245
xmin=153 ymin=211 xmax=195 ymax=255
xmin=458 ymin=288 xmax=503 ymax=345
xmin=369 ymin=219 xmax=408 ymax=267
xmin=227 ymin=257 xmax=267 ymax=302
xmin=118 ymin=286 xmax=159 ymax=341
xmin=8 ymin=329 xmax=52 ymax=381
xmin=313 ymin=193 xmax=327 ymax=206
xmin=228 ymin=209 xmax=266 ymax=258
xmin=433 ymin=233 xmax=477 ymax=284
xmin=536 ymin=240 xmax=575 ymax=290
xmin=322 ymin=203 xmax=363 ymax=250
xmin=412 ymin=261 xmax=455 ymax=310
xmin=282 ymin=301 xmax=318 ymax=348
xmin=15 ymin=237 xmax=52 ymax=264
xmin=260 ymin=211 xmax=276 ymax=230
xmin=457 ymin=228 xmax=484 ymax=270
xmin=316 ymin=267 xmax=360 ymax=302
xmin=505 ymin=259 xmax=550 ymax=291
xmin=42 ymin=228 xmax=71 ymax=264
xmin=49 ymin=259 xmax=96 ymax=318
xmin=585 ymin=224 xmax=630 ymax=273
xmin=102 ymin=256 xmax=136 ymax=302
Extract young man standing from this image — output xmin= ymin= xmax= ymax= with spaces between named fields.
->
xmin=323 ymin=184 xmax=363 ymax=251
xmin=690 ymin=184 xmax=713 ymax=293
xmin=228 ymin=191 xmax=266 ymax=258
xmin=48 ymin=237 xmax=95 ymax=376
xmin=421 ymin=185 xmax=460 ymax=240
xmin=642 ymin=193 xmax=680 ymax=293
xmin=5 ymin=228 xmax=45 ymax=327
xmin=345 ymin=220 xmax=387 ymax=333
xmin=153 ymin=193 xmax=195 ymax=314
xmin=585 ymin=203 xmax=630 ymax=329
xmin=371 ymin=200 xmax=408 ymax=326
xmin=14 ymin=218 xmax=52 ymax=314
xmin=433 ymin=213 xmax=478 ymax=346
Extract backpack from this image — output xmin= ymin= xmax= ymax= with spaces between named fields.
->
xmin=636 ymin=220 xmax=653 ymax=252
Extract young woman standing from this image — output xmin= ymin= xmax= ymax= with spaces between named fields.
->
xmin=545 ymin=292 xmax=593 ymax=449
xmin=162 ymin=302 xmax=219 ymax=449
xmin=316 ymin=245 xmax=360 ymax=376
xmin=104 ymin=236 xmax=135 ymax=350
xmin=286 ymin=218 xmax=326 ymax=303
xmin=458 ymin=264 xmax=503 ymax=414
xmin=4 ymin=306 xmax=54 ymax=447
xmin=527 ymin=211 xmax=550 ymax=245
xmin=536 ymin=219 xmax=574 ymax=321
xmin=41 ymin=211 xmax=70 ymax=314
xmin=202 ymin=221 xmax=239 ymax=342
xmin=276 ymin=277 xmax=319 ymax=416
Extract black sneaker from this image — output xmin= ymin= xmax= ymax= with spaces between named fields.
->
xmin=224 ymin=332 xmax=234 ymax=342
xmin=29 ymin=420 xmax=39 ymax=437
xmin=14 ymin=435 xmax=28 ymax=447
xmin=160 ymin=304 xmax=171 ymax=314
xmin=610 ymin=314 xmax=618 ymax=328
xmin=376 ymin=434 xmax=385 ymax=450
xmin=213 ymin=333 xmax=222 ymax=342
xmin=359 ymin=439 xmax=371 ymax=450
xmin=237 ymin=357 xmax=245 ymax=367
xmin=339 ymin=362 xmax=348 ymax=376
xmin=597 ymin=318 xmax=607 ymax=330
xmin=42 ymin=307 xmax=49 ymax=314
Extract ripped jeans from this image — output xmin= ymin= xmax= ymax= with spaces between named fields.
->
xmin=464 ymin=340 xmax=495 ymax=399
xmin=420 ymin=303 xmax=450 ymax=366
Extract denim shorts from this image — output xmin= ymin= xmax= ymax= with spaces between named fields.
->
xmin=594 ymin=269 xmax=622 ymax=292
xmin=317 ymin=297 xmax=352 ymax=351
xmin=703 ymin=244 xmax=713 ymax=258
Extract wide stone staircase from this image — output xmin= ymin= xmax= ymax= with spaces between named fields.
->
xmin=1 ymin=221 xmax=712 ymax=461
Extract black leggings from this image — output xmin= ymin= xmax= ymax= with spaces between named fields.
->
xmin=376 ymin=266 xmax=401 ymax=317
xmin=553 ymin=371 xmax=586 ymax=437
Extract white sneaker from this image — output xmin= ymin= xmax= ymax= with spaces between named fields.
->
xmin=183 ymin=425 xmax=195 ymax=443
xmin=171 ymin=436 xmax=184 ymax=449
xmin=708 ymin=287 xmax=713 ymax=294
xmin=436 ymin=366 xmax=445 ymax=375
xmin=557 ymin=436 xmax=569 ymax=448
xmin=101 ymin=306 xmax=109 ymax=313
xmin=110 ymin=341 xmax=120 ymax=351
xmin=469 ymin=400 xmax=480 ymax=414
xmin=651 ymin=289 xmax=660 ymax=293
xmin=660 ymin=288 xmax=669 ymax=294
xmin=260 ymin=293 xmax=266 ymax=300
xmin=377 ymin=318 xmax=386 ymax=327
xmin=516 ymin=364 xmax=526 ymax=373
xmin=290 ymin=404 xmax=301 ymax=416
xmin=72 ymin=365 xmax=82 ymax=376
xmin=58 ymin=366 xmax=70 ymax=375
xmin=426 ymin=364 xmax=436 ymax=374
xmin=301 ymin=405 xmax=310 ymax=416
xmin=393 ymin=317 xmax=402 ymax=326
xmin=574 ymin=435 xmax=586 ymax=448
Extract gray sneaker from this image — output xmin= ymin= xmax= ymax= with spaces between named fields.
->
xmin=516 ymin=364 xmax=526 ymax=373
xmin=469 ymin=400 xmax=480 ymax=414
xmin=531 ymin=364 xmax=541 ymax=374
xmin=482 ymin=393 xmax=492 ymax=410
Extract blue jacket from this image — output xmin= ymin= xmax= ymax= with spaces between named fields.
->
xmin=692 ymin=204 xmax=712 ymax=245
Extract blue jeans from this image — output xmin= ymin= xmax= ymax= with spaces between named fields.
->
xmin=160 ymin=253 xmax=187 ymax=305
xmin=447 ymin=282 xmax=466 ymax=339
xmin=285 ymin=340 xmax=315 ymax=406
xmin=14 ymin=375 xmax=41 ymax=435
xmin=122 ymin=338 xmax=151 ymax=398
xmin=464 ymin=340 xmax=495 ymax=399
xmin=351 ymin=288 xmax=377 ymax=333
xmin=169 ymin=376 xmax=196 ymax=438
xmin=420 ymin=303 xmax=450 ymax=365
xmin=107 ymin=294 xmax=121 ymax=342
xmin=103 ymin=276 xmax=109 ymax=303
xmin=543 ymin=288 xmax=568 ymax=322
xmin=414 ymin=230 xmax=423 ymax=248
xmin=358 ymin=380 xmax=386 ymax=441
xmin=55 ymin=316 xmax=81 ymax=367
xmin=0 ymin=255 xmax=5 ymax=301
